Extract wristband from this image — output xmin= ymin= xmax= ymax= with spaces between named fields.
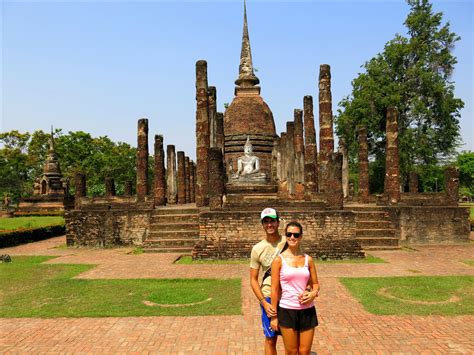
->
xmin=259 ymin=297 xmax=265 ymax=304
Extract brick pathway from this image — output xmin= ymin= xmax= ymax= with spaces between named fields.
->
xmin=1 ymin=236 xmax=473 ymax=354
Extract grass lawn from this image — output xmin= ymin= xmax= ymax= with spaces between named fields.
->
xmin=340 ymin=276 xmax=474 ymax=316
xmin=176 ymin=254 xmax=385 ymax=264
xmin=0 ymin=256 xmax=241 ymax=318
xmin=0 ymin=216 xmax=64 ymax=232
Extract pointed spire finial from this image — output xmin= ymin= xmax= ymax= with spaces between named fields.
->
xmin=235 ymin=0 xmax=260 ymax=88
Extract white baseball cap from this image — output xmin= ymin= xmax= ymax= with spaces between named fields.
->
xmin=260 ymin=208 xmax=279 ymax=220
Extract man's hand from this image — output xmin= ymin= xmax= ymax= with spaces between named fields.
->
xmin=262 ymin=300 xmax=277 ymax=317
xmin=270 ymin=317 xmax=279 ymax=332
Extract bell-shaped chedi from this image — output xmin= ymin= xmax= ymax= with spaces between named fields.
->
xmin=224 ymin=0 xmax=276 ymax=182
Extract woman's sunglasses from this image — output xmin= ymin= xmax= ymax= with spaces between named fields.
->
xmin=285 ymin=232 xmax=301 ymax=238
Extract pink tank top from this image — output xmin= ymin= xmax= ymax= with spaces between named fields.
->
xmin=279 ymin=254 xmax=314 ymax=310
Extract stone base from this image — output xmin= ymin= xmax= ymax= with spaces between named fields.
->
xmin=16 ymin=195 xmax=74 ymax=215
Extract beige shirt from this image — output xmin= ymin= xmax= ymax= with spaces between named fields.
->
xmin=250 ymin=236 xmax=286 ymax=297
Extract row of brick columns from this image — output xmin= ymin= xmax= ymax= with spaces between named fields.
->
xmin=194 ymin=60 xmax=225 ymax=208
xmin=273 ymin=64 xmax=343 ymax=208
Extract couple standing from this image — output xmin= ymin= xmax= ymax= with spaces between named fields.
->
xmin=250 ymin=208 xmax=320 ymax=355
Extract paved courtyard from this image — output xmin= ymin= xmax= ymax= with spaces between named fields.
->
xmin=0 ymin=236 xmax=473 ymax=354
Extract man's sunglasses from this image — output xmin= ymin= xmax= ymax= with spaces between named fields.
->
xmin=285 ymin=232 xmax=301 ymax=238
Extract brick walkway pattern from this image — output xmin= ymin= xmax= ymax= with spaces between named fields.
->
xmin=1 ymin=236 xmax=473 ymax=354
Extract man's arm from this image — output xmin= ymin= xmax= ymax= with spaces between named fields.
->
xmin=249 ymin=267 xmax=277 ymax=317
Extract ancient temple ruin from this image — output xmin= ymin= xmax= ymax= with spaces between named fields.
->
xmin=17 ymin=130 xmax=73 ymax=215
xmin=66 ymin=3 xmax=470 ymax=257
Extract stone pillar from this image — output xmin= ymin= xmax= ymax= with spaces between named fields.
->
xmin=384 ymin=107 xmax=400 ymax=204
xmin=286 ymin=122 xmax=296 ymax=196
xmin=185 ymin=156 xmax=191 ymax=203
xmin=166 ymin=145 xmax=178 ymax=204
xmin=303 ymin=95 xmax=318 ymax=198
xmin=339 ymin=137 xmax=349 ymax=199
xmin=105 ymin=177 xmax=116 ymax=197
xmin=358 ymin=126 xmax=369 ymax=203
xmin=190 ymin=161 xmax=196 ymax=203
xmin=208 ymin=148 xmax=225 ymax=209
xmin=326 ymin=152 xmax=343 ymax=209
xmin=74 ymin=172 xmax=86 ymax=209
xmin=318 ymin=64 xmax=334 ymax=193
xmin=208 ymin=86 xmax=217 ymax=148
xmin=177 ymin=151 xmax=186 ymax=204
xmin=124 ymin=181 xmax=133 ymax=196
xmin=409 ymin=172 xmax=419 ymax=193
xmin=195 ymin=60 xmax=210 ymax=207
xmin=445 ymin=167 xmax=459 ymax=205
xmin=136 ymin=118 xmax=149 ymax=201
xmin=271 ymin=137 xmax=280 ymax=183
xmin=216 ymin=112 xmax=224 ymax=153
xmin=294 ymin=109 xmax=305 ymax=184
xmin=154 ymin=135 xmax=166 ymax=206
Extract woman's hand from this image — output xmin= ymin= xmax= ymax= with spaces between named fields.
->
xmin=270 ymin=317 xmax=279 ymax=332
xmin=299 ymin=289 xmax=319 ymax=304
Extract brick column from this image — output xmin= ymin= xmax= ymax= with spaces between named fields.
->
xmin=444 ymin=167 xmax=459 ymax=205
xmin=166 ymin=145 xmax=177 ymax=204
xmin=216 ymin=112 xmax=224 ymax=153
xmin=318 ymin=64 xmax=334 ymax=193
xmin=153 ymin=134 xmax=166 ymax=206
xmin=177 ymin=151 xmax=186 ymax=204
xmin=105 ymin=177 xmax=115 ymax=197
xmin=195 ymin=60 xmax=210 ymax=207
xmin=358 ymin=126 xmax=369 ymax=203
xmin=294 ymin=109 xmax=304 ymax=184
xmin=286 ymin=122 xmax=296 ymax=196
xmin=303 ymin=95 xmax=318 ymax=198
xmin=208 ymin=148 xmax=225 ymax=209
xmin=74 ymin=172 xmax=86 ymax=209
xmin=384 ymin=107 xmax=400 ymax=204
xmin=190 ymin=161 xmax=196 ymax=203
xmin=409 ymin=172 xmax=419 ymax=193
xmin=136 ymin=118 xmax=149 ymax=201
xmin=124 ymin=181 xmax=132 ymax=196
xmin=339 ymin=137 xmax=349 ymax=199
xmin=279 ymin=133 xmax=287 ymax=186
xmin=326 ymin=152 xmax=343 ymax=209
xmin=271 ymin=136 xmax=280 ymax=183
xmin=208 ymin=86 xmax=217 ymax=148
xmin=185 ymin=156 xmax=191 ymax=203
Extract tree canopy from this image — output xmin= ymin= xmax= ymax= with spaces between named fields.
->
xmin=335 ymin=0 xmax=464 ymax=191
xmin=0 ymin=129 xmax=137 ymax=201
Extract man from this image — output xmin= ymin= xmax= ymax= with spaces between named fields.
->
xmin=250 ymin=207 xmax=286 ymax=355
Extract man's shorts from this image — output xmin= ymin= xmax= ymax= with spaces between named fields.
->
xmin=260 ymin=297 xmax=281 ymax=338
xmin=278 ymin=305 xmax=318 ymax=331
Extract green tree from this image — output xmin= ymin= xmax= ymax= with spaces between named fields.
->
xmin=336 ymin=0 xmax=464 ymax=190
xmin=456 ymin=151 xmax=474 ymax=198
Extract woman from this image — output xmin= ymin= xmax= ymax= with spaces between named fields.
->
xmin=270 ymin=221 xmax=320 ymax=355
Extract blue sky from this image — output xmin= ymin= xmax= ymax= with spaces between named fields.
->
xmin=2 ymin=0 xmax=473 ymax=160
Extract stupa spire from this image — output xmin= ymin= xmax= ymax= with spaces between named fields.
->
xmin=235 ymin=0 xmax=260 ymax=88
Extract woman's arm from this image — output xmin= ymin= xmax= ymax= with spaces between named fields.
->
xmin=300 ymin=256 xmax=320 ymax=304
xmin=270 ymin=256 xmax=282 ymax=330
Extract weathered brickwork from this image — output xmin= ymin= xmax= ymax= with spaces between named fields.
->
xmin=66 ymin=209 xmax=152 ymax=247
xmin=408 ymin=172 xmax=419 ymax=193
xmin=396 ymin=206 xmax=470 ymax=244
xmin=153 ymin=135 xmax=166 ymax=206
xmin=74 ymin=172 xmax=86 ymax=209
xmin=208 ymin=148 xmax=225 ymax=210
xmin=193 ymin=209 xmax=362 ymax=259
xmin=177 ymin=151 xmax=186 ymax=204
xmin=444 ymin=166 xmax=460 ymax=205
xmin=384 ymin=107 xmax=400 ymax=204
xmin=303 ymin=95 xmax=318 ymax=198
xmin=166 ymin=145 xmax=177 ymax=204
xmin=339 ymin=137 xmax=349 ymax=199
xmin=136 ymin=119 xmax=149 ymax=201
xmin=318 ymin=64 xmax=334 ymax=193
xmin=358 ymin=126 xmax=369 ymax=203
xmin=326 ymin=152 xmax=343 ymax=209
xmin=195 ymin=60 xmax=210 ymax=207
xmin=105 ymin=177 xmax=116 ymax=197
xmin=185 ymin=156 xmax=191 ymax=203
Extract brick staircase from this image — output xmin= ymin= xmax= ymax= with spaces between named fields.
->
xmin=352 ymin=207 xmax=400 ymax=250
xmin=143 ymin=205 xmax=199 ymax=253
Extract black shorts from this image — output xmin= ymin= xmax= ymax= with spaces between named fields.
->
xmin=278 ymin=305 xmax=318 ymax=331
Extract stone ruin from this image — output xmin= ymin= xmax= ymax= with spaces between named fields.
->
xmin=16 ymin=130 xmax=74 ymax=215
xmin=66 ymin=3 xmax=470 ymax=258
